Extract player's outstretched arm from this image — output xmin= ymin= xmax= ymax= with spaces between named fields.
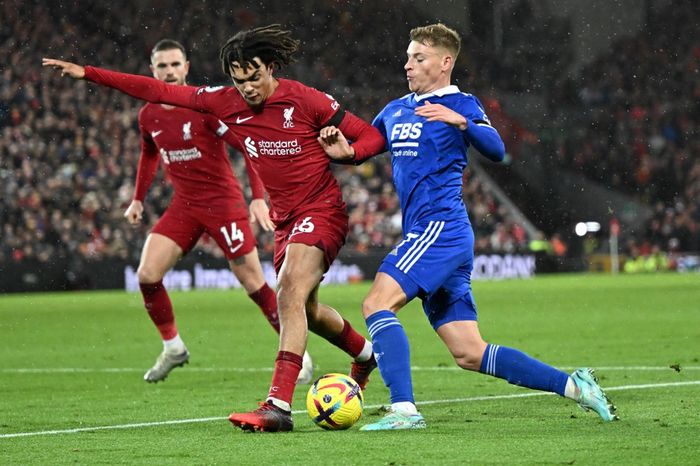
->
xmin=44 ymin=58 xmax=210 ymax=114
xmin=42 ymin=58 xmax=85 ymax=79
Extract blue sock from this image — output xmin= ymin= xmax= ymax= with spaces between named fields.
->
xmin=479 ymin=344 xmax=569 ymax=396
xmin=366 ymin=310 xmax=414 ymax=404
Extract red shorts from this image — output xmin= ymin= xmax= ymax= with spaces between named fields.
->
xmin=151 ymin=199 xmax=256 ymax=260
xmin=273 ymin=207 xmax=349 ymax=273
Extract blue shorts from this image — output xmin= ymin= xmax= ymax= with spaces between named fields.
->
xmin=378 ymin=219 xmax=478 ymax=329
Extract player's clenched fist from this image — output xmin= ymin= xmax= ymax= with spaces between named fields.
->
xmin=42 ymin=58 xmax=85 ymax=79
xmin=124 ymin=200 xmax=144 ymax=225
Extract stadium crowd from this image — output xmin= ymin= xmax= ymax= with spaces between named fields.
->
xmin=543 ymin=0 xmax=700 ymax=255
xmin=9 ymin=0 xmax=697 ymax=271
xmin=0 ymin=0 xmax=530 ymax=266
xmin=5 ymin=0 xmax=698 ymax=271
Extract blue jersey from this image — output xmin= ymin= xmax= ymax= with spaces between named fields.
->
xmin=372 ymin=85 xmax=505 ymax=232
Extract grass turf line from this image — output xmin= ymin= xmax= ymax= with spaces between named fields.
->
xmin=1 ymin=273 xmax=698 ymax=464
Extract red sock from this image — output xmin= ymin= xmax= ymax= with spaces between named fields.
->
xmin=328 ymin=319 xmax=367 ymax=358
xmin=267 ymin=351 xmax=303 ymax=407
xmin=140 ymin=281 xmax=177 ymax=340
xmin=248 ymin=283 xmax=280 ymax=333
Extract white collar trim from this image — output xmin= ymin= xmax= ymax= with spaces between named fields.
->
xmin=414 ymin=85 xmax=460 ymax=101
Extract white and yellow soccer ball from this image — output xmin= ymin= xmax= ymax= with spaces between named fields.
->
xmin=306 ymin=373 xmax=364 ymax=430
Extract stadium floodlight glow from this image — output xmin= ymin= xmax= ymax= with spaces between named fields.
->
xmin=575 ymin=221 xmax=601 ymax=237
xmin=586 ymin=222 xmax=601 ymax=232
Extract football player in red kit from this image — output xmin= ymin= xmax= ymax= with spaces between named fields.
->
xmin=107 ymin=39 xmax=316 ymax=385
xmin=44 ymin=25 xmax=385 ymax=432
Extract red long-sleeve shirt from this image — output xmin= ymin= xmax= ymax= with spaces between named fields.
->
xmin=136 ymin=102 xmax=264 ymax=208
xmin=84 ymin=66 xmax=385 ymax=225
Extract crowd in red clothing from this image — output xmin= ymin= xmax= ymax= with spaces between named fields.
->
xmin=6 ymin=0 xmax=697 ymax=270
xmin=1 ymin=0 xmax=530 ymax=266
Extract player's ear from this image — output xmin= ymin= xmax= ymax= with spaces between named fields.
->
xmin=184 ymin=60 xmax=190 ymax=74
xmin=442 ymin=54 xmax=454 ymax=72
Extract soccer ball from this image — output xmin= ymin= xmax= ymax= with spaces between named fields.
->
xmin=306 ymin=373 xmax=364 ymax=430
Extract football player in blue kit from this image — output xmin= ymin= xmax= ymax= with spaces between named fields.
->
xmin=318 ymin=23 xmax=618 ymax=430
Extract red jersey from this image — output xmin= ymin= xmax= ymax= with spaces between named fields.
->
xmin=136 ymin=103 xmax=263 ymax=210
xmin=84 ymin=67 xmax=385 ymax=225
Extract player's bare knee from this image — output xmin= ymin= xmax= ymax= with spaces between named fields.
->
xmin=453 ymin=353 xmax=482 ymax=371
xmin=361 ymin=296 xmax=379 ymax=318
xmin=449 ymin=343 xmax=484 ymax=371
xmin=362 ymin=293 xmax=395 ymax=318
xmin=235 ymin=272 xmax=264 ymax=294
xmin=276 ymin=286 xmax=293 ymax=311
xmin=229 ymin=258 xmax=263 ymax=293
xmin=137 ymin=265 xmax=163 ymax=284
xmin=306 ymin=311 xmax=323 ymax=331
xmin=276 ymin=282 xmax=305 ymax=314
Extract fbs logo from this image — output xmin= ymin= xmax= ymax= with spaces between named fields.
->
xmin=390 ymin=122 xmax=422 ymax=140
xmin=244 ymin=136 xmax=258 ymax=158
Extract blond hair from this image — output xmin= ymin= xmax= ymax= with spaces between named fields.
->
xmin=409 ymin=23 xmax=461 ymax=57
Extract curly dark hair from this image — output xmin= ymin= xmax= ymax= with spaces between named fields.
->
xmin=219 ymin=24 xmax=299 ymax=76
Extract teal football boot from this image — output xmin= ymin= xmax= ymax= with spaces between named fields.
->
xmin=571 ymin=368 xmax=619 ymax=421
xmin=360 ymin=409 xmax=427 ymax=431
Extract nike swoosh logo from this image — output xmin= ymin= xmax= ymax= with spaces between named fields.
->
xmin=151 ymin=130 xmax=163 ymax=138
xmin=236 ymin=116 xmax=253 ymax=124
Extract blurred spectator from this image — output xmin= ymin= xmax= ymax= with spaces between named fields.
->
xmin=1 ymin=0 xmax=533 ymax=269
xmin=550 ymin=234 xmax=568 ymax=258
xmin=545 ymin=0 xmax=699 ymax=255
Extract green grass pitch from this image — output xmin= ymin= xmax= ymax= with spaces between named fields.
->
xmin=1 ymin=273 xmax=699 ymax=464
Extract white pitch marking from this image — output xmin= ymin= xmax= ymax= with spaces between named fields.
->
xmin=1 ymin=366 xmax=698 ymax=374
xmin=0 ymin=417 xmax=224 ymax=439
xmin=1 ymin=380 xmax=698 ymax=439
xmin=0 ymin=367 xmax=274 ymax=374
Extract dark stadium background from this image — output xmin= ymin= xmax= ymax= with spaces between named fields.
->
xmin=1 ymin=0 xmax=698 ymax=292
